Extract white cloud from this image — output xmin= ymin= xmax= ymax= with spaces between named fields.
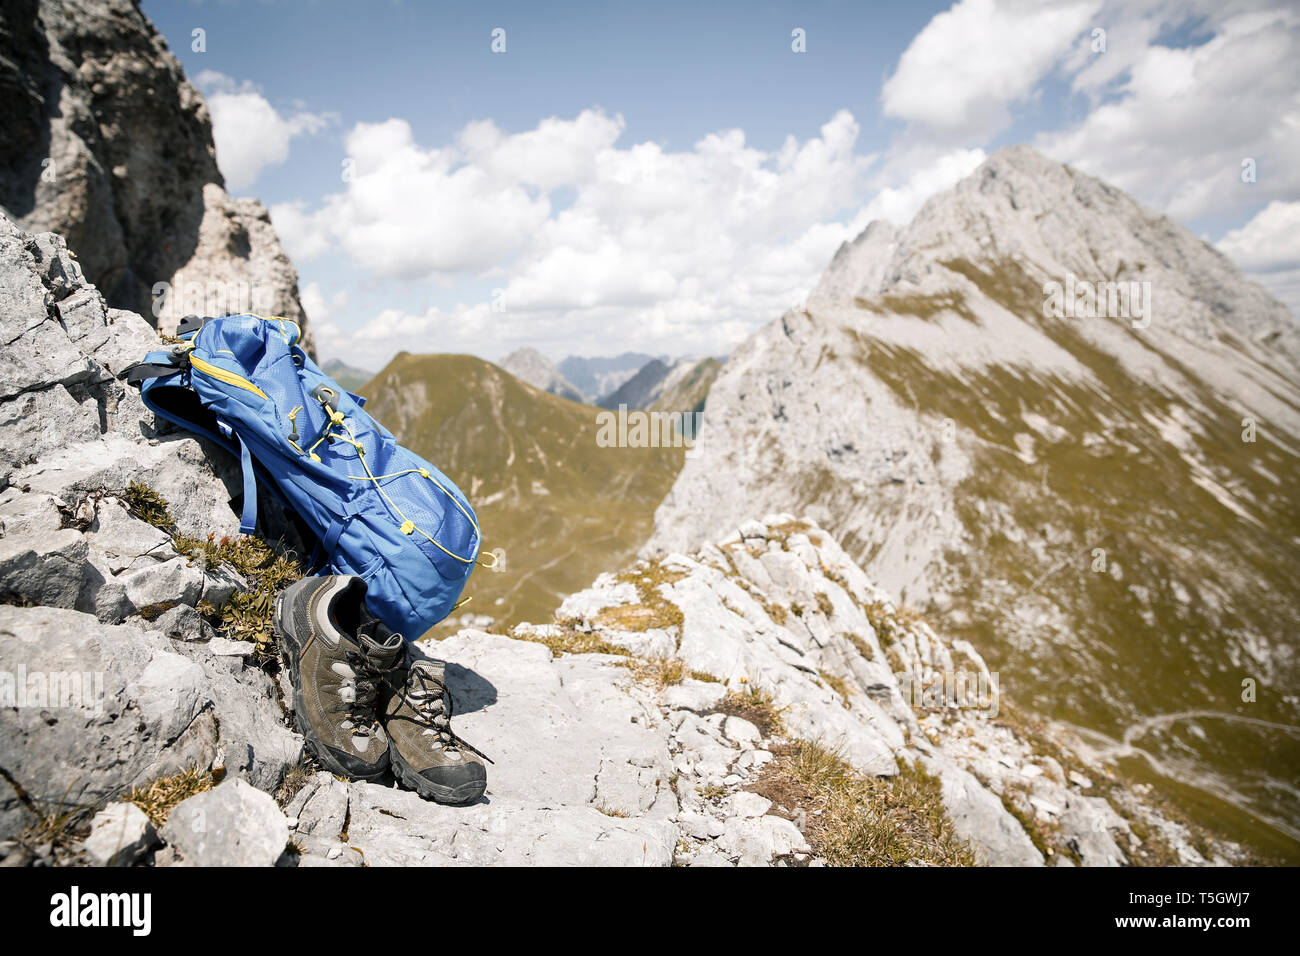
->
xmin=855 ymin=147 xmax=988 ymax=226
xmin=269 ymin=201 xmax=334 ymax=261
xmin=882 ymin=0 xmax=1100 ymax=139
xmin=1033 ymin=7 xmax=1300 ymax=221
xmin=294 ymin=109 xmax=880 ymax=364
xmin=1218 ymin=200 xmax=1300 ymax=272
xmin=1218 ymin=200 xmax=1300 ymax=315
xmin=196 ymin=71 xmax=332 ymax=192
xmin=299 ymin=281 xmax=349 ymax=324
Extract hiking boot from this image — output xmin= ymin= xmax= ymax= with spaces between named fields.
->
xmin=274 ymin=575 xmax=404 ymax=781
xmin=383 ymin=657 xmax=488 ymax=804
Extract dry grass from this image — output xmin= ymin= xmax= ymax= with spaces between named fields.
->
xmin=707 ymin=686 xmax=784 ymax=737
xmin=753 ymin=741 xmax=976 ymax=866
xmin=275 ymin=759 xmax=317 ymax=807
xmin=846 ymin=633 xmax=875 ymax=661
xmin=633 ymin=656 xmax=686 ymax=688
xmin=127 ymin=767 xmax=215 ymax=827
xmin=515 ymin=622 xmax=633 ymax=658
xmin=819 ymin=670 xmax=853 ymax=709
xmin=594 ymin=562 xmax=687 ymax=632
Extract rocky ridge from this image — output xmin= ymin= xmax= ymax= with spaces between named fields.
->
xmin=0 ymin=215 xmax=1234 ymax=867
xmin=0 ymin=0 xmax=314 ymax=351
xmin=647 ymin=147 xmax=1300 ymax=851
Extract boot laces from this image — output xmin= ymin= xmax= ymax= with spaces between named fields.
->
xmin=398 ymin=663 xmax=493 ymax=763
xmin=339 ymin=649 xmax=394 ymax=739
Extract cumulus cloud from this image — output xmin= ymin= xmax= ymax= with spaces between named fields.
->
xmin=196 ymin=71 xmax=332 ymax=191
xmin=882 ymin=0 xmax=1099 ymax=139
xmin=1033 ymin=6 xmax=1300 ymax=221
xmin=289 ymin=109 xmax=879 ymax=364
xmin=1218 ymin=200 xmax=1300 ymax=315
xmin=299 ymin=282 xmax=349 ymax=324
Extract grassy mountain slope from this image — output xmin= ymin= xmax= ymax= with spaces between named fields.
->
xmin=650 ymin=357 xmax=723 ymax=415
xmin=362 ymin=352 xmax=683 ymax=631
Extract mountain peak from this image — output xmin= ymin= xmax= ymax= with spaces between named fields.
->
xmin=500 ymin=347 xmax=584 ymax=402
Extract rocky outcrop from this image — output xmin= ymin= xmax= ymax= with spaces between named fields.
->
xmin=648 ymin=147 xmax=1300 ymax=849
xmin=0 ymin=0 xmax=313 ymax=352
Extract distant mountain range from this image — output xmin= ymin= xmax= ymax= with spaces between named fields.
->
xmin=557 ymin=352 xmax=663 ymax=402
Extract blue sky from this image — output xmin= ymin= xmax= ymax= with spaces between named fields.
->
xmin=143 ymin=0 xmax=1300 ymax=370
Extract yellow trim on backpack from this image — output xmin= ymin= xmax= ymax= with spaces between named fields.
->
xmin=189 ymin=353 xmax=269 ymax=400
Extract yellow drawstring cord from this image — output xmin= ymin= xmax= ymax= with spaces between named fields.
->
xmin=303 ymin=395 xmax=494 ymax=568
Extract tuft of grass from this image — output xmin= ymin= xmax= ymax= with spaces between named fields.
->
xmin=864 ymin=599 xmax=904 ymax=648
xmin=846 ymin=633 xmax=875 ymax=661
xmin=634 ymin=656 xmax=687 ymax=688
xmin=708 ymin=686 xmax=784 ymax=738
xmin=815 ymin=592 xmax=835 ymax=617
xmin=275 ymin=759 xmax=316 ymax=807
xmin=761 ymin=597 xmax=789 ymax=625
xmin=594 ymin=562 xmax=687 ymax=632
xmin=819 ymin=670 xmax=853 ymax=709
xmin=765 ymin=518 xmax=813 ymax=540
xmin=515 ymin=622 xmax=632 ymax=658
xmin=127 ymin=767 xmax=214 ymax=827
xmin=754 ymin=741 xmax=976 ymax=866
xmin=123 ymin=481 xmax=175 ymax=531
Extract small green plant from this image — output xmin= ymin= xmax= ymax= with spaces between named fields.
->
xmin=123 ymin=481 xmax=175 ymax=531
xmin=172 ymin=531 xmax=303 ymax=657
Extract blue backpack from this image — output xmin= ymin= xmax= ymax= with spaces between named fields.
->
xmin=122 ymin=313 xmax=489 ymax=639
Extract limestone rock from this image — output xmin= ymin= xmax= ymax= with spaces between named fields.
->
xmin=0 ymin=0 xmax=314 ymax=352
xmin=160 ymin=778 xmax=289 ymax=867
xmin=81 ymin=801 xmax=158 ymax=867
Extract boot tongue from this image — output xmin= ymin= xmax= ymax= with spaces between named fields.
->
xmin=355 ymin=605 xmax=404 ymax=667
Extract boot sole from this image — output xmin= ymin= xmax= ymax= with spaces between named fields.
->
xmin=388 ymin=746 xmax=486 ymax=805
xmin=274 ymin=590 xmax=390 ymax=783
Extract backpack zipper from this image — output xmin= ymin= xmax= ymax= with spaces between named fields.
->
xmin=189 ymin=353 xmax=269 ymax=400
